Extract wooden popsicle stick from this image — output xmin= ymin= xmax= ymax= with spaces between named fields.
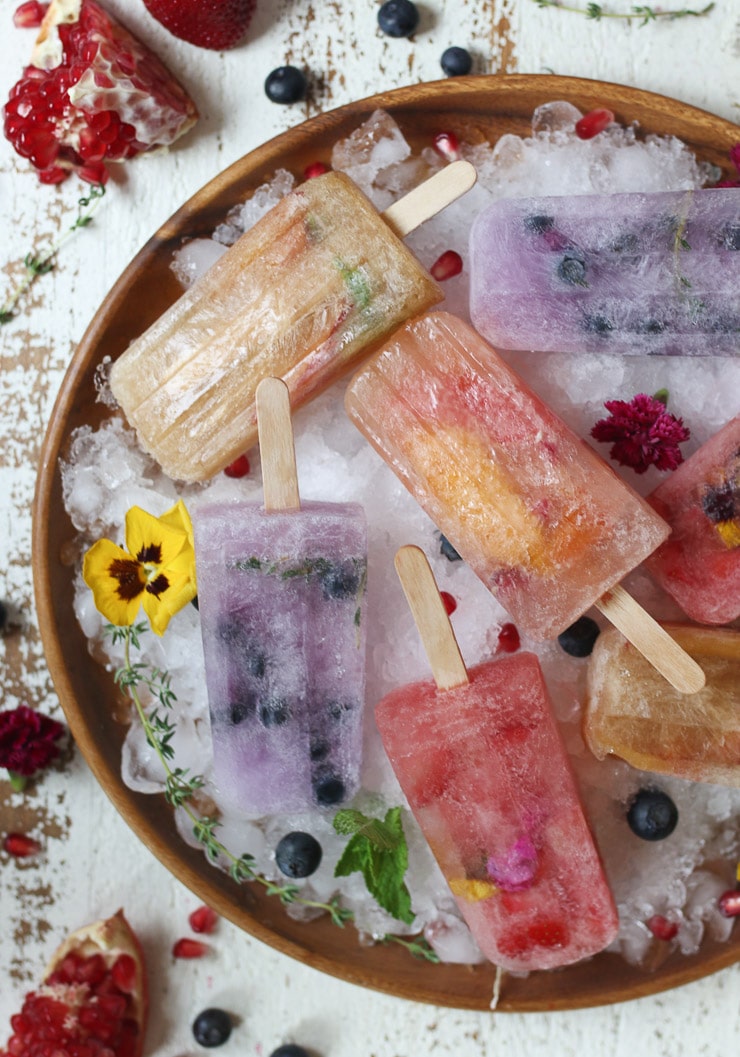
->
xmin=394 ymin=545 xmax=469 ymax=691
xmin=255 ymin=377 xmax=300 ymax=512
xmin=381 ymin=159 xmax=477 ymax=239
xmin=596 ymin=585 xmax=706 ymax=694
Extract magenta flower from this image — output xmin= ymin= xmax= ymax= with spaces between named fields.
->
xmin=715 ymin=142 xmax=740 ymax=187
xmin=0 ymin=704 xmax=65 ymax=790
xmin=591 ymin=393 xmax=690 ymax=475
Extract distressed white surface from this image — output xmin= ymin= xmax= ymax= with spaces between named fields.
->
xmin=1 ymin=1 xmax=739 ymax=1055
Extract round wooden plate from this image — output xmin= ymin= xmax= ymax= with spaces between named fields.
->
xmin=32 ymin=74 xmax=740 ymax=1012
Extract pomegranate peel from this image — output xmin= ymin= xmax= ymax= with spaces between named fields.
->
xmin=1 ymin=908 xmax=148 ymax=1057
xmin=4 ymin=0 xmax=198 ymax=183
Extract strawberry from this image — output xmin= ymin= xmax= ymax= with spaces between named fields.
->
xmin=142 ymin=0 xmax=257 ymax=51
xmin=4 ymin=0 xmax=198 ymax=184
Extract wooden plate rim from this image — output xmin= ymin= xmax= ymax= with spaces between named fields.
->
xmin=31 ymin=73 xmax=740 ymax=1012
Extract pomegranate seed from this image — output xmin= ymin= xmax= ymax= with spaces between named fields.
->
xmin=439 ymin=590 xmax=457 ymax=616
xmin=3 ymin=832 xmax=40 ymax=858
xmin=172 ymin=937 xmax=208 ymax=959
xmin=188 ymin=904 xmax=219 ymax=934
xmin=304 ymin=161 xmax=330 ymax=179
xmin=433 ymin=131 xmax=460 ymax=161
xmin=718 ymin=890 xmax=740 ymax=917
xmin=647 ymin=914 xmax=678 ymax=941
xmin=110 ymin=953 xmax=137 ymax=993
xmin=78 ymin=161 xmax=109 ymax=184
xmin=224 ymin=453 xmax=250 ymax=478
xmin=38 ymin=165 xmax=69 ymax=184
xmin=430 ymin=250 xmax=463 ymax=281
xmin=575 ymin=108 xmax=614 ymax=140
xmin=496 ymin=623 xmax=521 ymax=653
xmin=13 ymin=2 xmax=47 ymax=28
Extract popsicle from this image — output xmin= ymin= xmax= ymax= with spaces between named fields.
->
xmin=192 ymin=378 xmax=367 ymax=815
xmin=644 ymin=415 xmax=740 ymax=625
xmin=345 ymin=312 xmax=705 ymax=692
xmin=584 ymin=624 xmax=740 ymax=787
xmin=109 ymin=162 xmax=477 ymax=482
xmin=468 ymin=188 xmax=740 ymax=356
xmin=375 ymin=545 xmax=619 ymax=971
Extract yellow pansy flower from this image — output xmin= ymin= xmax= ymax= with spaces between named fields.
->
xmin=83 ymin=500 xmax=197 ymax=636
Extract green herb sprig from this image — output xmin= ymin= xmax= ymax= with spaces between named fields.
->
xmin=531 ymin=0 xmax=714 ymax=24
xmin=108 ymin=622 xmax=438 ymax=962
xmin=0 ymin=183 xmax=106 ymax=325
xmin=333 ymin=807 xmax=415 ymax=926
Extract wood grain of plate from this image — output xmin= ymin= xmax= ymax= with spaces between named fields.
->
xmin=32 ymin=74 xmax=740 ymax=1012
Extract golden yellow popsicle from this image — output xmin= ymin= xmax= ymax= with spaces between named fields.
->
xmin=109 ymin=167 xmax=479 ymax=482
xmin=584 ymin=625 xmax=740 ymax=787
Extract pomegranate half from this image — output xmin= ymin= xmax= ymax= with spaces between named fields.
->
xmin=1 ymin=909 xmax=148 ymax=1057
xmin=4 ymin=0 xmax=198 ymax=183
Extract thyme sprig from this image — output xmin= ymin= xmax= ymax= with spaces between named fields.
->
xmin=107 ymin=622 xmax=438 ymax=961
xmin=0 ymin=183 xmax=106 ymax=325
xmin=531 ymin=0 xmax=715 ymax=23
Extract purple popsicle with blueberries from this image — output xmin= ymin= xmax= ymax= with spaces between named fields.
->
xmin=469 ymin=188 xmax=740 ymax=356
xmin=193 ymin=378 xmax=367 ymax=816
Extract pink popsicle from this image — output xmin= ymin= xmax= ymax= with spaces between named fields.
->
xmin=376 ymin=651 xmax=619 ymax=971
xmin=645 ymin=415 xmax=740 ymax=625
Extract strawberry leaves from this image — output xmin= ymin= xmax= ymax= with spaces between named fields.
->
xmin=333 ymin=807 xmax=415 ymax=925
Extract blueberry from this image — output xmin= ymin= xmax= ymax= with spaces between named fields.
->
xmin=328 ymin=699 xmax=353 ymax=721
xmin=556 ymin=250 xmax=588 ymax=286
xmin=523 ymin=214 xmax=555 ymax=235
xmin=635 ymin=318 xmax=666 ymax=335
xmin=264 ymin=66 xmax=306 ymax=104
xmin=440 ymin=46 xmax=472 ymax=76
xmin=313 ymin=775 xmax=346 ymax=806
xmin=701 ymin=481 xmax=736 ymax=523
xmin=245 ymin=650 xmax=266 ymax=678
xmin=270 ymin=1047 xmax=311 ymax=1057
xmin=275 ymin=831 xmax=323 ymax=878
xmin=320 ymin=560 xmax=361 ymax=600
xmin=377 ymin=0 xmax=419 ymax=37
xmin=610 ymin=232 xmax=641 ymax=254
xmin=439 ymin=534 xmax=462 ymax=562
xmin=582 ymin=312 xmax=615 ymax=335
xmin=557 ymin=616 xmax=600 ymax=658
xmin=720 ymin=223 xmax=740 ymax=251
xmin=229 ymin=692 xmax=256 ymax=725
xmin=626 ymin=789 xmax=678 ymax=841
xmin=258 ymin=697 xmax=290 ymax=727
xmin=192 ymin=1008 xmax=233 ymax=1048
xmin=309 ymin=738 xmax=330 ymax=761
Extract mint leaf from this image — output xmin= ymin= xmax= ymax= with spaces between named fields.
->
xmin=333 ymin=807 xmax=415 ymax=925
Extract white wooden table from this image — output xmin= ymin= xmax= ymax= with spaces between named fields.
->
xmin=1 ymin=2 xmax=739 ymax=1054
